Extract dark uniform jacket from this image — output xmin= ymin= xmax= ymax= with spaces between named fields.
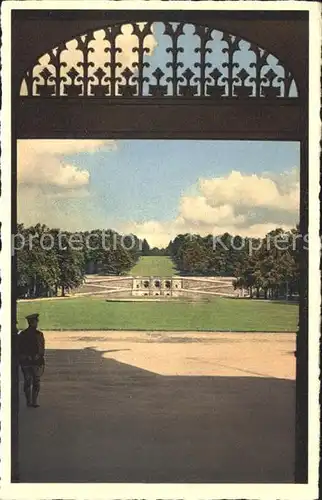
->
xmin=18 ymin=327 xmax=45 ymax=367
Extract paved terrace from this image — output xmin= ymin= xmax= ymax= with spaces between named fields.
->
xmin=19 ymin=331 xmax=296 ymax=483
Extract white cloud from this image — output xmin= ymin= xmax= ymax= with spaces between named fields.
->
xmin=123 ymin=220 xmax=179 ymax=248
xmin=21 ymin=139 xmax=117 ymax=156
xmin=18 ymin=139 xmax=115 ymax=189
xmin=19 ymin=158 xmax=90 ymax=189
xmin=180 ymin=196 xmax=245 ymax=226
xmin=199 ymin=169 xmax=299 ymax=212
xmin=123 ymin=168 xmax=299 ymax=247
xmin=237 ymin=223 xmax=294 ymax=238
xmin=17 ymin=139 xmax=116 ymax=228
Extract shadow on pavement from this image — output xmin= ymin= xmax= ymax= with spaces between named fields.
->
xmin=18 ymin=347 xmax=295 ymax=483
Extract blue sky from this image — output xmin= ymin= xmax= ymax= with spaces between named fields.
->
xmin=18 ymin=139 xmax=300 ymax=247
xmin=64 ymin=140 xmax=300 ymax=224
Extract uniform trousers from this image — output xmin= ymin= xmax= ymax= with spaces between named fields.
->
xmin=21 ymin=364 xmax=44 ymax=403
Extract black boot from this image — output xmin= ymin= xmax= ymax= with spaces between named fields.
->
xmin=24 ymin=384 xmax=32 ymax=407
xmin=32 ymin=386 xmax=40 ymax=408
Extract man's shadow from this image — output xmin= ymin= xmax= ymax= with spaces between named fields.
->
xmin=18 ymin=347 xmax=295 ymax=484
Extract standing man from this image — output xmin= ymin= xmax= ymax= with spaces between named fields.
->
xmin=18 ymin=313 xmax=45 ymax=408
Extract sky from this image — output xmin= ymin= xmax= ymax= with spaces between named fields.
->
xmin=17 ymin=22 xmax=300 ymax=247
xmin=17 ymin=139 xmax=300 ymax=247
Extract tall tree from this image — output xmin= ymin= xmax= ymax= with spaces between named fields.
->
xmin=141 ymin=239 xmax=150 ymax=256
xmin=100 ymin=244 xmax=134 ymax=275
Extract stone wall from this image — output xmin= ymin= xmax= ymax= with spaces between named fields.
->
xmin=132 ymin=277 xmax=182 ymax=297
xmin=182 ymin=277 xmax=235 ymax=296
xmin=77 ymin=276 xmax=133 ymax=295
xmin=77 ymin=275 xmax=236 ymax=298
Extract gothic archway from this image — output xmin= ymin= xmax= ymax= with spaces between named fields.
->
xmin=13 ymin=10 xmax=307 ymax=140
xmin=10 ymin=8 xmax=308 ymax=484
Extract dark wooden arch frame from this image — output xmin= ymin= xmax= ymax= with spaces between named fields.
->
xmin=11 ymin=8 xmax=308 ymax=484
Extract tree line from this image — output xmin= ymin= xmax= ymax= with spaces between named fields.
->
xmin=16 ymin=223 xmax=301 ymax=301
xmin=167 ymin=227 xmax=301 ymax=300
xmin=16 ymin=224 xmax=143 ymax=298
xmin=141 ymin=239 xmax=169 ymax=257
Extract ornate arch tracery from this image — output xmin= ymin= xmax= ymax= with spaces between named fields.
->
xmin=20 ymin=21 xmax=299 ymax=100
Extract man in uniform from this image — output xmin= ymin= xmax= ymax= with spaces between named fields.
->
xmin=18 ymin=313 xmax=45 ymax=408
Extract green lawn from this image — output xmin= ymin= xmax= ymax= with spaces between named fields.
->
xmin=129 ymin=256 xmax=178 ymax=277
xmin=17 ymin=296 xmax=298 ymax=332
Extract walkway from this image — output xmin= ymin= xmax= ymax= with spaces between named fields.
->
xmin=18 ymin=331 xmax=296 ymax=483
